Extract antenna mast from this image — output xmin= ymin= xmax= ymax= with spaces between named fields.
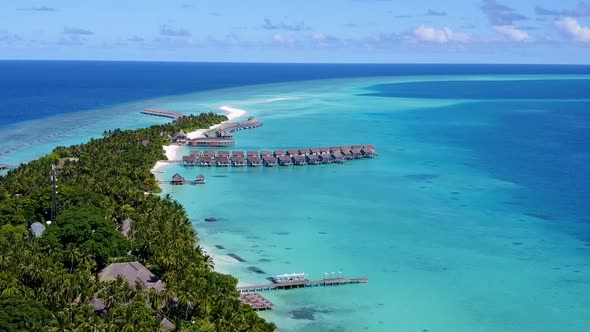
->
xmin=50 ymin=164 xmax=57 ymax=222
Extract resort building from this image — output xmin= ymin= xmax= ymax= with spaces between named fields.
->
xmin=320 ymin=154 xmax=333 ymax=164
xmin=196 ymin=175 xmax=206 ymax=184
xmin=278 ymin=155 xmax=293 ymax=166
xmin=306 ymin=154 xmax=319 ymax=165
xmin=99 ymin=261 xmax=165 ymax=291
xmin=247 ymin=156 xmax=262 ymax=167
xmin=263 ymin=155 xmax=278 ymax=167
xmin=187 ymin=137 xmax=235 ymax=147
xmin=172 ymin=130 xmax=188 ymax=144
xmin=292 ymin=155 xmax=307 ymax=166
xmin=182 ymin=155 xmax=197 ymax=166
xmin=171 ymin=173 xmax=186 ymax=185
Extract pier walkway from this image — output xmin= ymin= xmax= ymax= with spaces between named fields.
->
xmin=237 ymin=277 xmax=368 ymax=293
xmin=204 ymin=117 xmax=263 ymax=138
xmin=141 ymin=108 xmax=184 ymax=120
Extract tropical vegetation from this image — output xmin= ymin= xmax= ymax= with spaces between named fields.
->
xmin=0 ymin=113 xmax=276 ymax=331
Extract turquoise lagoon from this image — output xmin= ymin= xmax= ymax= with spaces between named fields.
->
xmin=3 ymin=76 xmax=590 ymax=331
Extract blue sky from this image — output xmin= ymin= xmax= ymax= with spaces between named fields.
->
xmin=1 ymin=0 xmax=590 ymax=63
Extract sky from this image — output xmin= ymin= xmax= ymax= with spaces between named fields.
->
xmin=1 ymin=0 xmax=590 ymax=63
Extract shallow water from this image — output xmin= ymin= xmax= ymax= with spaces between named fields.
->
xmin=155 ymin=76 xmax=590 ymax=332
xmin=3 ymin=72 xmax=590 ymax=331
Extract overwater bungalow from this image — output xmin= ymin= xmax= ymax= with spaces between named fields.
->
xmin=232 ymin=151 xmax=245 ymax=158
xmin=217 ymin=130 xmax=232 ymax=138
xmin=195 ymin=175 xmax=206 ymax=184
xmin=198 ymin=158 xmax=212 ymax=167
xmin=263 ymin=155 xmax=278 ymax=167
xmin=278 ymin=155 xmax=293 ymax=166
xmin=341 ymin=146 xmax=352 ymax=152
xmin=182 ymin=155 xmax=197 ymax=166
xmin=189 ymin=150 xmax=203 ymax=157
xmin=306 ymin=154 xmax=319 ymax=165
xmin=292 ymin=155 xmax=307 ymax=166
xmin=274 ymin=150 xmax=286 ymax=157
xmin=217 ymin=151 xmax=230 ymax=157
xmin=319 ymin=148 xmax=331 ymax=155
xmin=319 ymin=154 xmax=333 ymax=164
xmin=171 ymin=173 xmax=186 ymax=185
xmin=260 ymin=150 xmax=273 ymax=157
xmin=309 ymin=148 xmax=321 ymax=155
xmin=362 ymin=147 xmax=376 ymax=158
xmin=332 ymin=151 xmax=345 ymax=163
xmin=231 ymin=156 xmax=245 ymax=167
xmin=247 ymin=151 xmax=259 ymax=157
xmin=329 ymin=146 xmax=342 ymax=152
xmin=363 ymin=145 xmax=375 ymax=150
xmin=188 ymin=138 xmax=235 ymax=147
xmin=298 ymin=149 xmax=310 ymax=156
xmin=247 ymin=156 xmax=262 ymax=167
xmin=203 ymin=151 xmax=216 ymax=159
xmin=172 ymin=130 xmax=188 ymax=143
xmin=215 ymin=156 xmax=230 ymax=167
xmin=351 ymin=148 xmax=363 ymax=159
xmin=287 ymin=149 xmax=299 ymax=156
xmin=342 ymin=149 xmax=354 ymax=160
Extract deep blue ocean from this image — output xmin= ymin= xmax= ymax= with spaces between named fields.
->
xmin=2 ymin=61 xmax=590 ymax=126
xmin=2 ymin=61 xmax=590 ymax=331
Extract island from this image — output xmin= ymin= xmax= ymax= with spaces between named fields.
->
xmin=0 ymin=112 xmax=276 ymax=332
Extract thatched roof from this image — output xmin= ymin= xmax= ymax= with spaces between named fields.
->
xmin=172 ymin=173 xmax=185 ymax=181
xmin=99 ymin=262 xmax=165 ymax=291
xmin=174 ymin=130 xmax=187 ymax=139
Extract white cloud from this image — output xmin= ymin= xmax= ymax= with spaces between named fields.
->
xmin=494 ymin=25 xmax=533 ymax=42
xmin=272 ymin=33 xmax=296 ymax=46
xmin=555 ymin=17 xmax=590 ymax=42
xmin=413 ymin=25 xmax=470 ymax=43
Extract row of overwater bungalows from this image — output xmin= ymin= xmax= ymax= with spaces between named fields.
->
xmin=182 ymin=145 xmax=376 ymax=167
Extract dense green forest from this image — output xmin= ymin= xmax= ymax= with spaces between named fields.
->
xmin=0 ymin=113 xmax=276 ymax=332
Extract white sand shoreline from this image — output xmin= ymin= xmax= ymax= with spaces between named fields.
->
xmin=150 ymin=105 xmax=248 ymax=174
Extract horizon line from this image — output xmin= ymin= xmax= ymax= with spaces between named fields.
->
xmin=1 ymin=59 xmax=590 ymax=66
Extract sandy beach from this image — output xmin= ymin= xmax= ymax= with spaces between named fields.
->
xmin=150 ymin=105 xmax=248 ymax=173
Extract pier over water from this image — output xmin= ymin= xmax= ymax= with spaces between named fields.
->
xmin=204 ymin=116 xmax=263 ymax=138
xmin=141 ymin=108 xmax=184 ymax=120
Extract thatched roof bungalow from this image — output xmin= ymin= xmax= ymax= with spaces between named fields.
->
xmin=99 ymin=261 xmax=165 ymax=291
xmin=171 ymin=173 xmax=185 ymax=185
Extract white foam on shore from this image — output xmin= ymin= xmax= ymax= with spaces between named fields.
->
xmin=151 ymin=105 xmax=250 ymax=174
xmin=264 ymin=97 xmax=298 ymax=103
xmin=219 ymin=105 xmax=247 ymax=120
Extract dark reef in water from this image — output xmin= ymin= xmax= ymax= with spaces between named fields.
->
xmin=228 ymin=253 xmax=246 ymax=262
xmin=273 ymin=231 xmax=290 ymax=236
xmin=289 ymin=307 xmax=333 ymax=321
xmin=248 ymin=266 xmax=266 ymax=274
xmin=214 ymin=245 xmax=225 ymax=249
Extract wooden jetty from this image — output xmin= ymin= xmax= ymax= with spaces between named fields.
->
xmin=141 ymin=108 xmax=184 ymax=120
xmin=159 ymin=174 xmax=207 ymax=185
xmin=181 ymin=145 xmax=377 ymax=168
xmin=239 ymin=294 xmax=274 ymax=311
xmin=205 ymin=117 xmax=263 ymax=138
xmin=237 ymin=273 xmax=368 ymax=293
xmin=187 ymin=138 xmax=235 ymax=147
